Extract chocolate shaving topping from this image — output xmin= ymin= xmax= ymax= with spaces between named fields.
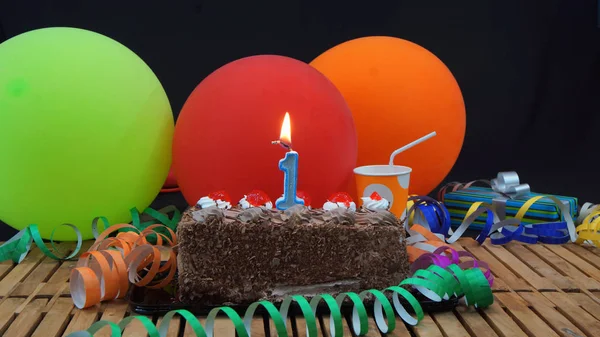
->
xmin=237 ymin=207 xmax=271 ymax=224
xmin=191 ymin=207 xmax=225 ymax=225
xmin=321 ymin=207 xmax=356 ymax=226
xmin=356 ymin=210 xmax=399 ymax=226
xmin=272 ymin=204 xmax=312 ymax=226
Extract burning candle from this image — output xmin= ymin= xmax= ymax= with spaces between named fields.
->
xmin=272 ymin=112 xmax=304 ymax=210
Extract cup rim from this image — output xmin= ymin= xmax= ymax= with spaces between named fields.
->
xmin=353 ymin=165 xmax=412 ymax=176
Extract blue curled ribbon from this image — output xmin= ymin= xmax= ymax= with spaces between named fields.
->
xmin=521 ymin=222 xmax=570 ymax=244
xmin=424 ymin=171 xmax=578 ymax=245
xmin=407 ymin=192 xmax=575 ymax=245
xmin=406 ymin=196 xmax=451 ymax=236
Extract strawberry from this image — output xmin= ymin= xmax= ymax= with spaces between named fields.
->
xmin=245 ymin=190 xmax=271 ymax=207
xmin=297 ymin=190 xmax=311 ymax=207
xmin=328 ymin=192 xmax=354 ymax=207
xmin=208 ymin=190 xmax=231 ymax=202
xmin=370 ymin=191 xmax=383 ymax=201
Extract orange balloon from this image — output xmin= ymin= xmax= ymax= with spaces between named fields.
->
xmin=310 ymin=36 xmax=466 ymax=196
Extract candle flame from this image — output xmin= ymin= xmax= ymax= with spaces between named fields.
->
xmin=279 ymin=112 xmax=292 ymax=147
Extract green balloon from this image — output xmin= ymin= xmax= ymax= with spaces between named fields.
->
xmin=0 ymin=28 xmax=173 ymax=241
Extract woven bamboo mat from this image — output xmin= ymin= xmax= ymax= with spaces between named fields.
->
xmin=2 ymin=238 xmax=600 ymax=336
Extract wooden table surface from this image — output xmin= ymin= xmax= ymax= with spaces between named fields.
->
xmin=2 ymin=238 xmax=600 ymax=337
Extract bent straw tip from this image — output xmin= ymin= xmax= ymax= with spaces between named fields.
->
xmin=388 ymin=131 xmax=437 ymax=165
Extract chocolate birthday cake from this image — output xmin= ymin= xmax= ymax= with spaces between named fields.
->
xmin=176 ymin=190 xmax=409 ymax=305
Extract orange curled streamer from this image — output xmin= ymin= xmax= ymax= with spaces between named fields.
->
xmin=70 ymin=224 xmax=177 ymax=309
xmin=406 ymin=224 xmax=449 ymax=263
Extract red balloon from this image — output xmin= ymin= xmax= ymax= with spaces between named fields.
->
xmin=163 ymin=168 xmax=178 ymax=188
xmin=160 ymin=167 xmax=180 ymax=193
xmin=173 ymin=55 xmax=357 ymax=206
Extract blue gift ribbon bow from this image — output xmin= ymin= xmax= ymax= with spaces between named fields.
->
xmin=490 ymin=171 xmax=530 ymax=199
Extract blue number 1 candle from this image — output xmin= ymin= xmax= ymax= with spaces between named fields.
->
xmin=276 ymin=150 xmax=304 ymax=210
xmin=273 ymin=112 xmax=304 ymax=210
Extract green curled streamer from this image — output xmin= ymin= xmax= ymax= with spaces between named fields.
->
xmin=244 ymin=301 xmax=287 ymax=337
xmin=205 ymin=306 xmax=247 ymax=337
xmin=119 ymin=316 xmax=158 ymax=335
xmin=448 ymin=265 xmax=473 ymax=303
xmin=141 ymin=206 xmax=181 ymax=229
xmin=0 ymin=223 xmax=82 ymax=263
xmin=465 ymin=269 xmax=494 ymax=308
xmin=310 ymin=294 xmax=343 ymax=337
xmin=89 ymin=321 xmax=121 ymax=336
xmin=412 ymin=267 xmax=457 ymax=300
xmin=359 ymin=289 xmax=396 ymax=334
xmin=1 ymin=206 xmax=177 ymax=265
xmin=400 ymin=275 xmax=444 ymax=302
xmin=0 ymin=228 xmax=34 ymax=263
xmin=159 ymin=310 xmax=207 ymax=337
xmin=130 ymin=206 xmax=181 ymax=230
xmin=384 ymin=286 xmax=423 ymax=325
xmin=66 ymin=263 xmax=493 ymax=337
xmin=429 ymin=265 xmax=461 ymax=298
xmin=38 ymin=224 xmax=82 ymax=260
xmin=335 ymin=292 xmax=368 ymax=336
xmin=125 ymin=206 xmax=181 ymax=243
xmin=91 ymin=216 xmax=110 ymax=239
xmin=280 ymin=295 xmax=318 ymax=337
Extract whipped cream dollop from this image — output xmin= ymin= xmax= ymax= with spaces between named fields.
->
xmin=361 ymin=192 xmax=390 ymax=211
xmin=239 ymin=196 xmax=273 ymax=209
xmin=197 ymin=196 xmax=232 ymax=210
xmin=197 ymin=191 xmax=233 ymax=210
xmin=323 ymin=201 xmax=357 ymax=212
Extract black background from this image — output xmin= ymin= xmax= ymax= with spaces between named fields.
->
xmin=1 ymin=0 xmax=599 ymax=240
